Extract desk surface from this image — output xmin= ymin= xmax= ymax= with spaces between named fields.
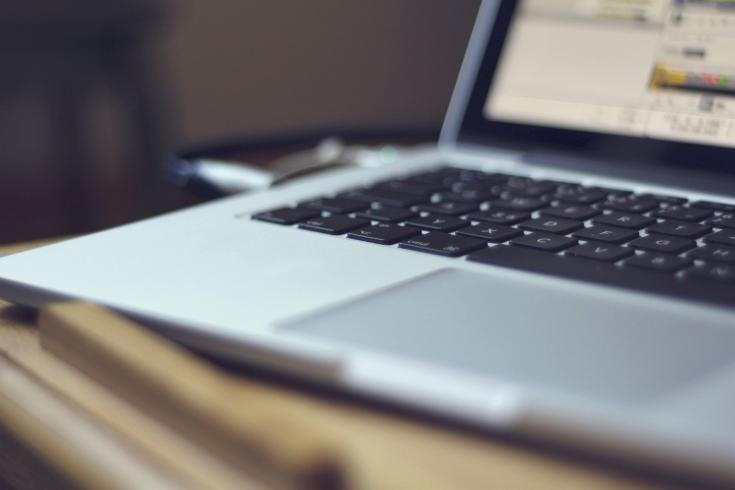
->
xmin=0 ymin=239 xmax=695 ymax=490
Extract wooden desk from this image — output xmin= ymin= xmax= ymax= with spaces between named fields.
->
xmin=0 ymin=239 xmax=695 ymax=490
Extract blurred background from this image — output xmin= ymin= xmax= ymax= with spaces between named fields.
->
xmin=0 ymin=1 xmax=478 ymax=244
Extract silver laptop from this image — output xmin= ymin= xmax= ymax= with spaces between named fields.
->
xmin=2 ymin=0 xmax=735 ymax=483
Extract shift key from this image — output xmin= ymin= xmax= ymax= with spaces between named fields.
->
xmin=399 ymin=232 xmax=486 ymax=257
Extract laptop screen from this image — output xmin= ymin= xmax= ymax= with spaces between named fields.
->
xmin=485 ymin=0 xmax=735 ymax=149
xmin=453 ymin=0 xmax=735 ymax=173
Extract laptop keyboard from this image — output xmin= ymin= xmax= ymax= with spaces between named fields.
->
xmin=252 ymin=166 xmax=735 ymax=307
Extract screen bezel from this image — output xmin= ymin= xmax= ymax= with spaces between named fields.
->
xmin=452 ymin=0 xmax=735 ymax=179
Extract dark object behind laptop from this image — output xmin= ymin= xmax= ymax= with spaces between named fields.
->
xmin=0 ymin=1 xmax=170 ymax=243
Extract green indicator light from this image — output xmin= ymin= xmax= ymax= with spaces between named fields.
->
xmin=720 ymin=76 xmax=729 ymax=86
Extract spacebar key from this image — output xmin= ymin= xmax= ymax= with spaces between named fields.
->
xmin=466 ymin=244 xmax=735 ymax=308
xmin=399 ymin=232 xmax=486 ymax=257
xmin=467 ymin=245 xmax=616 ymax=281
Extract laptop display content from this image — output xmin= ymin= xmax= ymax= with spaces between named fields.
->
xmin=452 ymin=0 xmax=735 ymax=178
xmin=486 ymin=0 xmax=735 ymax=149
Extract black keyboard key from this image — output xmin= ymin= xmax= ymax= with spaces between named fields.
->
xmin=449 ymin=181 xmax=488 ymax=192
xmin=543 ymin=178 xmax=578 ymax=188
xmin=629 ymin=234 xmax=696 ymax=254
xmin=653 ymin=205 xmax=712 ymax=222
xmin=596 ymin=187 xmax=633 ymax=197
xmin=592 ymin=212 xmax=654 ymax=230
xmin=298 ymin=215 xmax=369 ymax=235
xmin=510 ymin=232 xmax=576 ymax=252
xmin=554 ymin=186 xmax=607 ymax=204
xmin=301 ymin=198 xmax=368 ymax=214
xmin=689 ymin=244 xmax=735 ymax=263
xmin=417 ymin=201 xmax=477 ymax=216
xmin=253 ymin=207 xmax=320 ymax=225
xmin=455 ymin=224 xmax=522 ymax=243
xmin=488 ymin=197 xmax=546 ymax=212
xmin=519 ymin=181 xmax=558 ymax=196
xmin=467 ymin=209 xmax=530 ymax=225
xmin=636 ymin=193 xmax=687 ymax=205
xmin=437 ymin=190 xmax=494 ymax=203
xmin=404 ymin=215 xmax=466 ymax=232
xmin=624 ymin=253 xmax=692 ymax=272
xmin=347 ymin=223 xmax=419 ymax=245
xmin=373 ymin=180 xmax=439 ymax=196
xmin=519 ymin=217 xmax=583 ymax=234
xmin=454 ymin=168 xmax=508 ymax=183
xmin=484 ymin=172 xmax=515 ymax=183
xmin=602 ymin=196 xmax=659 ymax=213
xmin=690 ymin=200 xmax=735 ymax=213
xmin=403 ymin=169 xmax=454 ymax=185
xmin=646 ymin=220 xmax=711 ymax=238
xmin=441 ymin=169 xmax=505 ymax=188
xmin=501 ymin=179 xmax=557 ymax=197
xmin=399 ymin=232 xmax=486 ymax=257
xmin=684 ymin=263 xmax=735 ymax=284
xmin=704 ymin=230 xmax=735 ymax=247
xmin=708 ymin=213 xmax=735 ymax=229
xmin=442 ymin=168 xmax=483 ymax=181
xmin=565 ymin=243 xmax=633 ymax=262
xmin=540 ymin=204 xmax=600 ymax=220
xmin=502 ymin=176 xmax=533 ymax=188
xmin=572 ymin=225 xmax=638 ymax=244
xmin=355 ymin=206 xmax=416 ymax=222
xmin=342 ymin=188 xmax=426 ymax=207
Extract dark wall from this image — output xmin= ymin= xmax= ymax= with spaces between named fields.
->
xmin=161 ymin=0 xmax=479 ymax=143
xmin=0 ymin=1 xmax=479 ymax=243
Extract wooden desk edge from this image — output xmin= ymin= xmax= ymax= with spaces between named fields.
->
xmin=0 ymin=237 xmax=691 ymax=490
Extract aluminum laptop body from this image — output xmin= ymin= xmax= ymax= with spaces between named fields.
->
xmin=2 ymin=0 xmax=735 ymax=483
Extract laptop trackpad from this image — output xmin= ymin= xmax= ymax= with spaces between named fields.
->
xmin=282 ymin=268 xmax=735 ymax=402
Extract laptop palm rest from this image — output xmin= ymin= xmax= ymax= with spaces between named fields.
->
xmin=282 ymin=268 xmax=735 ymax=403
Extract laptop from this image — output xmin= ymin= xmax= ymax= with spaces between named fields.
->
xmin=2 ymin=0 xmax=735 ymax=483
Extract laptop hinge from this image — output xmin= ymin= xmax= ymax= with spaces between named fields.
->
xmin=521 ymin=149 xmax=735 ymax=198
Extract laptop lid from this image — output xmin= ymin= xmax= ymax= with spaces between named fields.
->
xmin=442 ymin=0 xmax=735 ymax=183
